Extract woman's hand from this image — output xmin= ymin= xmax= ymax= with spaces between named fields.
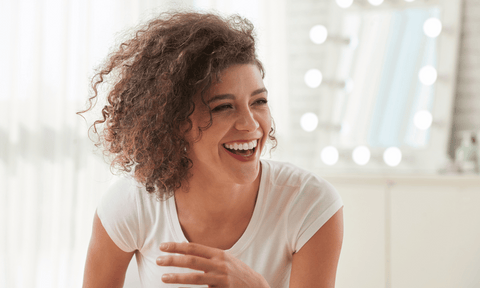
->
xmin=156 ymin=242 xmax=270 ymax=288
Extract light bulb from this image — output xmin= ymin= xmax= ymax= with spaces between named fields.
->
xmin=423 ymin=18 xmax=442 ymax=38
xmin=321 ymin=146 xmax=339 ymax=166
xmin=336 ymin=0 xmax=353 ymax=8
xmin=414 ymin=110 xmax=433 ymax=130
xmin=383 ymin=147 xmax=402 ymax=167
xmin=418 ymin=65 xmax=437 ymax=86
xmin=404 ymin=0 xmax=415 ymax=2
xmin=368 ymin=0 xmax=384 ymax=6
xmin=310 ymin=25 xmax=328 ymax=44
xmin=352 ymin=146 xmax=371 ymax=166
xmin=300 ymin=112 xmax=319 ymax=132
xmin=304 ymin=69 xmax=323 ymax=88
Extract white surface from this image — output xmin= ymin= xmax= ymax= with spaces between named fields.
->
xmin=325 ymin=174 xmax=480 ymax=288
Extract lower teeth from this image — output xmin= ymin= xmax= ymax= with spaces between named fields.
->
xmin=227 ymin=148 xmax=254 ymax=157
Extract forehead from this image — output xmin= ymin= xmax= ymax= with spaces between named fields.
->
xmin=203 ymin=64 xmax=264 ymax=99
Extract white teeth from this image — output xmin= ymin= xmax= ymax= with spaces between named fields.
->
xmin=224 ymin=140 xmax=258 ymax=150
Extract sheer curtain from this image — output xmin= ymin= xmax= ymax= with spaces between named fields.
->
xmin=0 ymin=0 xmax=189 ymax=287
xmin=0 ymin=0 xmax=287 ymax=287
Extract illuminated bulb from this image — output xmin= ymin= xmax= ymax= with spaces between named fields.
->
xmin=300 ymin=112 xmax=319 ymax=132
xmin=404 ymin=0 xmax=415 ymax=2
xmin=304 ymin=69 xmax=323 ymax=88
xmin=414 ymin=110 xmax=433 ymax=130
xmin=383 ymin=147 xmax=402 ymax=167
xmin=336 ymin=0 xmax=353 ymax=9
xmin=352 ymin=146 xmax=371 ymax=166
xmin=418 ymin=65 xmax=437 ymax=86
xmin=310 ymin=25 xmax=328 ymax=44
xmin=321 ymin=146 xmax=339 ymax=166
xmin=368 ymin=0 xmax=384 ymax=6
xmin=423 ymin=18 xmax=442 ymax=38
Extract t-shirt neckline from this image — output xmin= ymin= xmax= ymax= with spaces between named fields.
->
xmin=166 ymin=160 xmax=268 ymax=256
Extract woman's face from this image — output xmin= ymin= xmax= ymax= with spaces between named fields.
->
xmin=186 ymin=64 xmax=271 ymax=185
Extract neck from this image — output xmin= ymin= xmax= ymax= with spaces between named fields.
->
xmin=174 ymin=165 xmax=261 ymax=225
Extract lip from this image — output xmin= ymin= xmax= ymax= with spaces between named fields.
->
xmin=222 ymin=138 xmax=261 ymax=162
xmin=223 ymin=145 xmax=257 ymax=162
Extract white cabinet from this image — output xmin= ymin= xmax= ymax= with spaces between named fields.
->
xmin=391 ymin=182 xmax=480 ymax=288
xmin=325 ymin=175 xmax=480 ymax=288
xmin=333 ymin=182 xmax=387 ymax=288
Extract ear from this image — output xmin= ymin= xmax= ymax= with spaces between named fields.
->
xmin=180 ymin=119 xmax=202 ymax=144
xmin=179 ymin=119 xmax=192 ymax=134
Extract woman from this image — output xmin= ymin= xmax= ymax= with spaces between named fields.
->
xmin=81 ymin=11 xmax=344 ymax=288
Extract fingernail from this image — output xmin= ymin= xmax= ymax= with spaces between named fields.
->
xmin=162 ymin=274 xmax=171 ymax=281
xmin=157 ymin=257 xmax=165 ymax=265
xmin=160 ymin=243 xmax=169 ymax=250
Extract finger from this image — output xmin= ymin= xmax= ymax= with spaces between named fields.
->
xmin=160 ymin=242 xmax=218 ymax=259
xmin=161 ymin=272 xmax=222 ymax=286
xmin=156 ymin=254 xmax=218 ymax=272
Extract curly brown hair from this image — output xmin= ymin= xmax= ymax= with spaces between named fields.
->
xmin=78 ymin=11 xmax=277 ymax=200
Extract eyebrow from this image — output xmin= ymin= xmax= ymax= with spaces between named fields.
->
xmin=206 ymin=87 xmax=268 ymax=104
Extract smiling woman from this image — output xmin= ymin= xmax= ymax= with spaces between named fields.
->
xmin=185 ymin=64 xmax=270 ymax=186
xmin=80 ymin=11 xmax=344 ymax=288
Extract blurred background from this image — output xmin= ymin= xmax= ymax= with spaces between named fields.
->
xmin=1 ymin=0 xmax=479 ymax=287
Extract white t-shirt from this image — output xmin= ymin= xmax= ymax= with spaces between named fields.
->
xmin=97 ymin=159 xmax=343 ymax=288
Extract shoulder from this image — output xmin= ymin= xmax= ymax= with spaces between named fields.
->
xmin=262 ymin=159 xmax=308 ymax=182
xmin=96 ymin=175 xmax=161 ymax=251
xmin=97 ymin=175 xmax=160 ymax=229
xmin=261 ymin=159 xmax=342 ymax=220
xmin=100 ymin=176 xmax=143 ymax=208
xmin=259 ymin=160 xmax=343 ymax=253
xmin=261 ymin=159 xmax=337 ymax=195
xmin=101 ymin=175 xmax=161 ymax=204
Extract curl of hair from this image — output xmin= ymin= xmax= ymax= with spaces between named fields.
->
xmin=78 ymin=11 xmax=277 ymax=200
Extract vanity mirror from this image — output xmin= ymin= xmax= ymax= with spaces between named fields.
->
xmin=301 ymin=0 xmax=462 ymax=174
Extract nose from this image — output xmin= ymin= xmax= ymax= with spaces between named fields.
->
xmin=235 ymin=107 xmax=259 ymax=132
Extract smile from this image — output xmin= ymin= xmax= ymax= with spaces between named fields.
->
xmin=222 ymin=139 xmax=258 ymax=160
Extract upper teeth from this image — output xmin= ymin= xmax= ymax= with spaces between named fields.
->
xmin=224 ymin=140 xmax=258 ymax=150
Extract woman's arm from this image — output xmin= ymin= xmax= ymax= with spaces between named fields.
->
xmin=83 ymin=211 xmax=135 ymax=288
xmin=289 ymin=207 xmax=344 ymax=288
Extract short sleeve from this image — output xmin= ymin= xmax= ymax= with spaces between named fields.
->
xmin=286 ymin=174 xmax=343 ymax=253
xmin=96 ymin=177 xmax=141 ymax=252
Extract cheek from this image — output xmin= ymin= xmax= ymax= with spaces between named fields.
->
xmin=261 ymin=109 xmax=272 ymax=133
xmin=190 ymin=125 xmax=224 ymax=153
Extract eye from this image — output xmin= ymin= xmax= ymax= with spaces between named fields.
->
xmin=254 ymin=98 xmax=268 ymax=105
xmin=211 ymin=104 xmax=233 ymax=112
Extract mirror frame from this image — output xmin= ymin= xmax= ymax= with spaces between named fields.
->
xmin=311 ymin=0 xmax=462 ymax=175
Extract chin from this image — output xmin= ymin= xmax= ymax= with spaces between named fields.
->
xmin=228 ymin=160 xmax=261 ymax=184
